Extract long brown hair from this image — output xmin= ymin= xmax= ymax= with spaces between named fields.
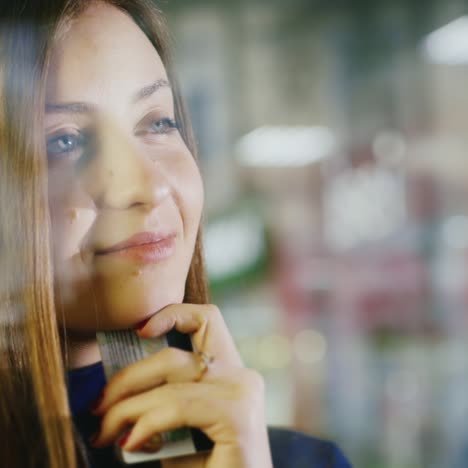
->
xmin=0 ymin=1 xmax=209 ymax=466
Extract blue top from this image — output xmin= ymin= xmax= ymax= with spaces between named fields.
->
xmin=66 ymin=361 xmax=352 ymax=468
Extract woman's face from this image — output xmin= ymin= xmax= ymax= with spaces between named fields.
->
xmin=46 ymin=3 xmax=204 ymax=333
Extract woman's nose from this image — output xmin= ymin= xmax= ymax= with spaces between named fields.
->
xmin=85 ymin=119 xmax=170 ymax=210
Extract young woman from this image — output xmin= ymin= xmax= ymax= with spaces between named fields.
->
xmin=0 ymin=1 xmax=351 ymax=466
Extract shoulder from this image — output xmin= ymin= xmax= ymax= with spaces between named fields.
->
xmin=267 ymin=427 xmax=352 ymax=468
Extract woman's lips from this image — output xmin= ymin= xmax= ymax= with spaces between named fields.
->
xmin=95 ymin=232 xmax=176 ymax=264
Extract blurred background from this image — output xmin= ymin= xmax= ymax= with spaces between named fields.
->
xmin=163 ymin=1 xmax=468 ymax=466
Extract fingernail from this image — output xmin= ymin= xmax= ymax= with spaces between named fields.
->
xmin=134 ymin=317 xmax=151 ymax=331
xmin=89 ymin=432 xmax=100 ymax=447
xmin=141 ymin=434 xmax=163 ymax=453
xmin=118 ymin=432 xmax=131 ymax=448
xmin=90 ymin=390 xmax=105 ymax=413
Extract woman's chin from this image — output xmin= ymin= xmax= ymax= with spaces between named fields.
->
xmin=99 ymin=288 xmax=184 ymax=331
xmin=56 ymin=287 xmax=185 ymax=334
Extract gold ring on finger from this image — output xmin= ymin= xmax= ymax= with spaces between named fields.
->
xmin=194 ymin=350 xmax=214 ymax=381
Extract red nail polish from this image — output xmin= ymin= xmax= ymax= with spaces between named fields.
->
xmin=134 ymin=317 xmax=151 ymax=331
xmin=90 ymin=390 xmax=105 ymax=412
xmin=118 ymin=432 xmax=131 ymax=447
xmin=89 ymin=432 xmax=100 ymax=447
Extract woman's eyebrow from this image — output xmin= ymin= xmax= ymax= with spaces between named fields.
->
xmin=45 ymin=102 xmax=94 ymax=114
xmin=132 ymin=78 xmax=170 ymax=103
xmin=45 ymin=79 xmax=171 ymax=114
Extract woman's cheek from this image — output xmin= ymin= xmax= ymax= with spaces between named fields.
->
xmin=178 ymin=155 xmax=204 ymax=218
xmin=162 ymin=145 xmax=204 ymax=231
xmin=48 ymin=168 xmax=96 ymax=257
xmin=183 ymin=174 xmax=204 ymax=225
xmin=53 ymin=207 xmax=96 ymax=260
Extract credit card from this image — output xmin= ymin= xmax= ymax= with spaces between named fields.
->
xmin=96 ymin=328 xmax=213 ymax=464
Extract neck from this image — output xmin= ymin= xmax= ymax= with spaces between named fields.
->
xmin=61 ymin=331 xmax=102 ymax=370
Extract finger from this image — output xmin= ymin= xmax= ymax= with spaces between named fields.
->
xmin=136 ymin=303 xmax=242 ymax=366
xmin=93 ymin=347 xmax=214 ymax=415
xmin=92 ymin=368 xmax=264 ymax=449
xmin=122 ymin=397 xmax=215 ymax=452
xmin=92 ymin=381 xmax=227 ymax=448
xmin=123 ymin=369 xmax=265 ymax=452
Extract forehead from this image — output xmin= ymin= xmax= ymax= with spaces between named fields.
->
xmin=46 ymin=2 xmax=168 ymax=103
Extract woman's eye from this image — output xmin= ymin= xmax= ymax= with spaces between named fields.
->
xmin=46 ymin=133 xmax=86 ymax=160
xmin=147 ymin=117 xmax=179 ymax=135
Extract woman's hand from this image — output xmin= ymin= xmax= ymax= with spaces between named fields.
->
xmin=90 ymin=303 xmax=273 ymax=468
